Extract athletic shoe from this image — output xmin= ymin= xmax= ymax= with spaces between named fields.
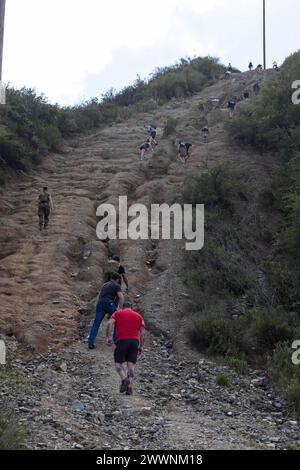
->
xmin=88 ymin=344 xmax=95 ymax=350
xmin=126 ymin=386 xmax=133 ymax=396
xmin=120 ymin=378 xmax=130 ymax=394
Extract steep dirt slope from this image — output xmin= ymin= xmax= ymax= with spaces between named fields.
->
xmin=1 ymin=70 xmax=300 ymax=450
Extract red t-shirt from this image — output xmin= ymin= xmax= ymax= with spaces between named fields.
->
xmin=112 ymin=309 xmax=145 ymax=342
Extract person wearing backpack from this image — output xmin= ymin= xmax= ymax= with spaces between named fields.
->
xmin=178 ymin=141 xmax=192 ymax=165
xmin=38 ymin=187 xmax=53 ymax=231
xmin=145 ymin=124 xmax=158 ymax=148
xmin=140 ymin=138 xmax=152 ymax=161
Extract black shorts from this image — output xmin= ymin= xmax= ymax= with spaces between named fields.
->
xmin=114 ymin=339 xmax=139 ymax=364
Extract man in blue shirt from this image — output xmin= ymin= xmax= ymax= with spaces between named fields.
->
xmin=88 ymin=273 xmax=124 ymax=350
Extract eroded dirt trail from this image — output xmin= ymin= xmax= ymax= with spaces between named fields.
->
xmin=1 ymin=72 xmax=300 ymax=450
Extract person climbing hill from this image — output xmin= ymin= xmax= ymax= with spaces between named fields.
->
xmin=112 ymin=255 xmax=129 ymax=293
xmin=227 ymin=99 xmax=236 ymax=118
xmin=140 ymin=138 xmax=152 ymax=161
xmin=145 ymin=124 xmax=158 ymax=148
xmin=107 ymin=300 xmax=146 ymax=396
xmin=145 ymin=123 xmax=156 ymax=137
xmin=248 ymin=62 xmax=253 ymax=71
xmin=88 ymin=273 xmax=124 ymax=350
xmin=201 ymin=126 xmax=209 ymax=141
xmin=178 ymin=141 xmax=192 ymax=165
xmin=38 ymin=187 xmax=53 ymax=231
xmin=104 ymin=256 xmax=128 ymax=288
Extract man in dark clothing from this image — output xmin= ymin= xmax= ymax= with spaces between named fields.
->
xmin=178 ymin=141 xmax=192 ymax=165
xmin=227 ymin=99 xmax=236 ymax=118
xmin=88 ymin=273 xmax=125 ymax=350
xmin=202 ymin=126 xmax=209 ymax=141
xmin=107 ymin=300 xmax=146 ymax=396
xmin=112 ymin=256 xmax=129 ymax=293
xmin=140 ymin=139 xmax=152 ymax=161
xmin=38 ymin=187 xmax=53 ymax=231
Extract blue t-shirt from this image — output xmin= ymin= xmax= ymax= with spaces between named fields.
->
xmin=99 ymin=281 xmax=121 ymax=305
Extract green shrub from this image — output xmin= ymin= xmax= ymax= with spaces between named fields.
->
xmin=164 ymin=117 xmax=178 ymax=136
xmin=216 ymin=373 xmax=232 ymax=388
xmin=0 ymin=413 xmax=28 ymax=450
xmin=191 ymin=308 xmax=298 ymax=361
xmin=264 ymin=260 xmax=300 ymax=309
xmin=180 ymin=165 xmax=249 ymax=211
xmin=229 ymin=52 xmax=300 ymax=154
xmin=226 ymin=357 xmax=249 ymax=375
xmin=268 ymin=342 xmax=300 ymax=415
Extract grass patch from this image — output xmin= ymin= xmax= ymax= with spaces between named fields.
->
xmin=0 ymin=412 xmax=28 ymax=450
xmin=216 ymin=373 xmax=232 ymax=388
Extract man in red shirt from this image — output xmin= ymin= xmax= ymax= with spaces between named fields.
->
xmin=107 ymin=301 xmax=146 ymax=396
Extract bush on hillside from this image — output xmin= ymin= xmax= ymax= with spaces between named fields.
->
xmin=0 ymin=413 xmax=28 ymax=450
xmin=164 ymin=117 xmax=178 ymax=136
xmin=268 ymin=342 xmax=300 ymax=415
xmin=190 ymin=308 xmax=299 ymax=360
xmin=229 ymin=52 xmax=300 ymax=155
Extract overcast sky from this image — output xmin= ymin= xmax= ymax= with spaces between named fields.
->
xmin=3 ymin=0 xmax=300 ymax=106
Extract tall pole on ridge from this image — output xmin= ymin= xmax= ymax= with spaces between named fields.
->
xmin=263 ymin=0 xmax=266 ymax=70
xmin=0 ymin=0 xmax=6 ymax=81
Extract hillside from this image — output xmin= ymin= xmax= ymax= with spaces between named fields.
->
xmin=1 ymin=66 xmax=300 ymax=450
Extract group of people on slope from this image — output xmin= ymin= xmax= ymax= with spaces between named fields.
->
xmin=36 ymin=190 xmax=145 ymax=396
xmin=140 ymin=122 xmax=211 ymax=167
xmin=248 ymin=61 xmax=280 ymax=73
xmin=226 ymin=61 xmax=279 ymax=79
